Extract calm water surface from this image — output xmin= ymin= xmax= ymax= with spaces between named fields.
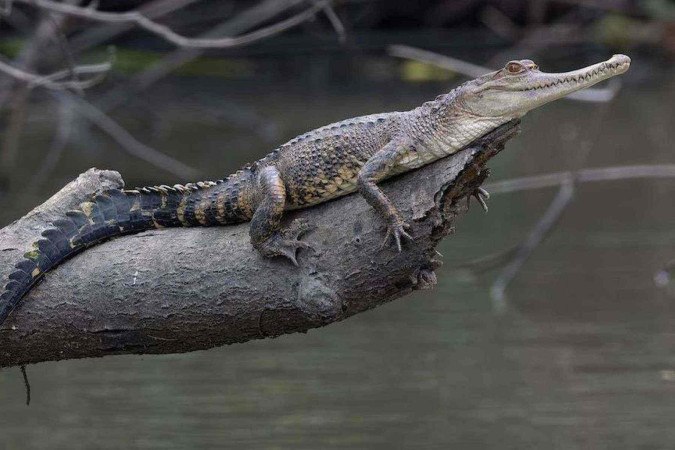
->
xmin=0 ymin=52 xmax=674 ymax=449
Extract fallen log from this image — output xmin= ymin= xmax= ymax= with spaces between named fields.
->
xmin=0 ymin=120 xmax=520 ymax=368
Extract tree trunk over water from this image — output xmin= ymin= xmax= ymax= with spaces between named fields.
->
xmin=0 ymin=120 xmax=520 ymax=368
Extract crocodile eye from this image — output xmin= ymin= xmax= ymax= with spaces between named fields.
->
xmin=506 ymin=61 xmax=524 ymax=74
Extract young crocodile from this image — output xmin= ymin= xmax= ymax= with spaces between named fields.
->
xmin=0 ymin=54 xmax=630 ymax=325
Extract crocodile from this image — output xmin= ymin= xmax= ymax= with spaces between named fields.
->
xmin=0 ymin=54 xmax=630 ymax=325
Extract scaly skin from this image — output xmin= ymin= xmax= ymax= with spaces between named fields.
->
xmin=0 ymin=55 xmax=631 ymax=325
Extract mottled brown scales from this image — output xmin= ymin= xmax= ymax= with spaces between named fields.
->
xmin=194 ymin=198 xmax=208 ymax=225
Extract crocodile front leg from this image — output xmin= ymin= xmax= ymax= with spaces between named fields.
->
xmin=357 ymin=136 xmax=415 ymax=251
xmin=250 ymin=166 xmax=311 ymax=265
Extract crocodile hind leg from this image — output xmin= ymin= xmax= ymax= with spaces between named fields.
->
xmin=249 ymin=166 xmax=312 ymax=266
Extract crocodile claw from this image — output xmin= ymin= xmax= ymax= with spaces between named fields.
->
xmin=275 ymin=239 xmax=313 ymax=266
xmin=255 ymin=219 xmax=314 ymax=266
xmin=382 ymin=220 xmax=413 ymax=252
xmin=467 ymin=187 xmax=490 ymax=213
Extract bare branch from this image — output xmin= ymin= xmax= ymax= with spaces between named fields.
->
xmin=15 ymin=0 xmax=332 ymax=49
xmin=484 ymin=164 xmax=675 ymax=194
xmin=389 ymin=44 xmax=487 ymax=78
xmin=0 ymin=57 xmax=112 ymax=90
xmin=130 ymin=0 xmax=308 ymax=92
xmin=0 ymin=2 xmax=77 ymax=107
xmin=68 ymin=0 xmax=202 ymax=53
xmin=387 ymin=45 xmax=619 ymax=103
xmin=49 ymin=91 xmax=201 ymax=180
xmin=29 ymin=95 xmax=74 ymax=189
xmin=98 ymin=0 xmax=308 ymax=140
xmin=490 ymin=179 xmax=575 ymax=310
xmin=316 ymin=0 xmax=346 ymax=43
xmin=457 ymin=163 xmax=675 ymax=277
xmin=488 ymin=96 xmax=613 ymax=306
xmin=0 ymin=85 xmax=29 ymax=179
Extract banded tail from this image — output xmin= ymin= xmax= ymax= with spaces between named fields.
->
xmin=0 ymin=171 xmax=255 ymax=325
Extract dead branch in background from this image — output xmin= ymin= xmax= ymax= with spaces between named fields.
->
xmin=67 ymin=0 xmax=203 ymax=54
xmin=484 ymin=164 xmax=675 ymax=193
xmin=490 ymin=179 xmax=575 ymax=309
xmin=0 ymin=0 xmax=346 ymax=189
xmin=453 ymin=163 xmax=675 ymax=277
xmin=125 ymin=0 xmax=307 ymax=91
xmin=487 ymin=96 xmax=613 ymax=306
xmin=0 ymin=57 xmax=112 ymax=90
xmin=315 ymin=0 xmax=346 ymax=43
xmin=13 ymin=0 xmax=334 ymax=49
xmin=94 ymin=0 xmax=345 ymax=137
xmin=0 ymin=1 xmax=79 ymax=184
xmin=49 ymin=91 xmax=201 ymax=179
xmin=97 ymin=0 xmax=317 ymax=138
xmin=0 ymin=20 xmax=197 ymax=181
xmin=29 ymin=95 xmax=74 ymax=189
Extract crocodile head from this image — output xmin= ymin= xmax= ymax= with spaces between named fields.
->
xmin=454 ymin=54 xmax=631 ymax=119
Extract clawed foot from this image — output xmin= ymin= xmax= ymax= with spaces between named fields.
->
xmin=467 ymin=187 xmax=490 ymax=213
xmin=255 ymin=220 xmax=314 ymax=266
xmin=382 ymin=219 xmax=413 ymax=252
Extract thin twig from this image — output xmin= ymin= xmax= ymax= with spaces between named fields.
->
xmin=127 ymin=0 xmax=305 ymax=89
xmin=490 ymin=178 xmax=576 ymax=310
xmin=44 ymin=10 xmax=80 ymax=88
xmin=316 ymin=0 xmax=346 ymax=43
xmin=130 ymin=0 xmax=307 ymax=93
xmin=20 ymin=364 xmax=31 ymax=406
xmin=29 ymin=95 xmax=74 ymax=189
xmin=0 ymin=0 xmax=80 ymax=108
xmin=453 ymin=246 xmax=519 ymax=273
xmin=15 ymin=0 xmax=331 ymax=49
xmin=0 ymin=57 xmax=112 ymax=90
xmin=387 ymin=45 xmax=619 ymax=103
xmin=0 ymin=87 xmax=30 ymax=177
xmin=50 ymin=91 xmax=201 ymax=179
xmin=99 ymin=0 xmax=307 ymax=139
xmin=489 ymin=95 xmax=613 ymax=308
xmin=484 ymin=164 xmax=675 ymax=194
xmin=68 ymin=0 xmax=202 ymax=54
xmin=455 ymin=163 xmax=675 ymax=275
xmin=389 ymin=44 xmax=488 ymax=77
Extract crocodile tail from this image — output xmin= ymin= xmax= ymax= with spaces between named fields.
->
xmin=0 ymin=175 xmax=253 ymax=325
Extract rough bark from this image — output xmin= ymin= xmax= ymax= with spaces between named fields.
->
xmin=0 ymin=121 xmax=520 ymax=368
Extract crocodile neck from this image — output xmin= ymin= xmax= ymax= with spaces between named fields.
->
xmin=397 ymin=99 xmax=508 ymax=170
